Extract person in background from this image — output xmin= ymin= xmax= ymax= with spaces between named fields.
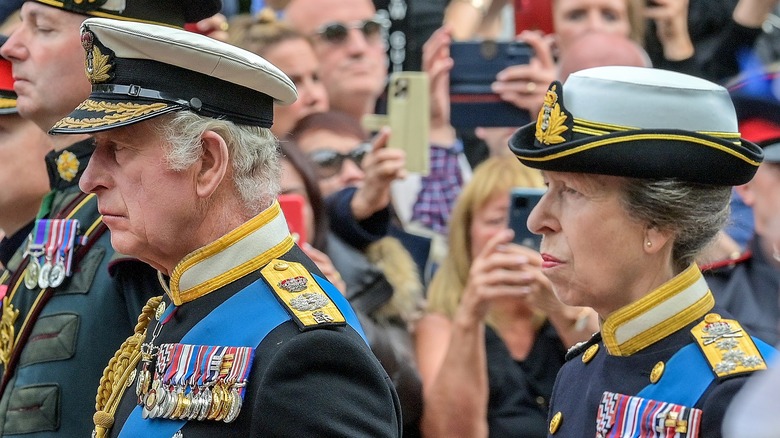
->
xmin=512 ymin=65 xmax=774 ymax=437
xmin=53 ymin=17 xmax=402 ymax=437
xmin=0 ymin=35 xmax=51 ymax=269
xmin=228 ymin=9 xmax=328 ymax=138
xmin=285 ymin=0 xmax=467 ymax=237
xmin=703 ymin=64 xmax=780 ymax=347
xmin=415 ymin=155 xmax=597 ymax=438
xmin=0 ymin=1 xmax=222 ymax=435
xmin=280 ymin=141 xmax=424 ymax=437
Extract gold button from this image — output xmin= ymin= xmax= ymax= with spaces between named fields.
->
xmin=273 ymin=262 xmax=289 ymax=271
xmin=549 ymin=411 xmax=562 ymax=434
xmin=704 ymin=313 xmax=721 ymax=323
xmin=650 ymin=361 xmax=665 ymax=383
xmin=582 ymin=344 xmax=599 ymax=364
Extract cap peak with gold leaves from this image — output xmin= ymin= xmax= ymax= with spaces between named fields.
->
xmin=50 ymin=18 xmax=297 ymax=134
xmin=30 ymin=0 xmax=222 ymax=27
xmin=509 ymin=66 xmax=763 ymax=186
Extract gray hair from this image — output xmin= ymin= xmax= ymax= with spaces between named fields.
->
xmin=157 ymin=111 xmax=281 ymax=216
xmin=620 ymin=179 xmax=732 ymax=272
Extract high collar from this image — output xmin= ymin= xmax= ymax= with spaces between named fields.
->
xmin=601 ymin=263 xmax=715 ymax=356
xmin=44 ymin=139 xmax=95 ymax=190
xmin=166 ymin=201 xmax=295 ymax=306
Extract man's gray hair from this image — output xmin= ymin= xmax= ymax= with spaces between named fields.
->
xmin=158 ymin=111 xmax=280 ymax=216
xmin=621 ymin=179 xmax=732 ymax=272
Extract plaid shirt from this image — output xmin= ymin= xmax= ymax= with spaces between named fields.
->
xmin=411 ymin=141 xmax=464 ymax=235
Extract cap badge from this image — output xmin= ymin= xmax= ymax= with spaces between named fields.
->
xmin=535 ymin=83 xmax=569 ymax=146
xmin=82 ymin=31 xmax=113 ymax=84
xmin=56 ymin=150 xmax=80 ymax=182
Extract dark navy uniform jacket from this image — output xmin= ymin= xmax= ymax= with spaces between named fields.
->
xmin=546 ymin=264 xmax=776 ymax=438
xmin=101 ymin=202 xmax=402 ymax=437
xmin=704 ymin=236 xmax=780 ymax=346
xmin=0 ymin=140 xmax=160 ymax=437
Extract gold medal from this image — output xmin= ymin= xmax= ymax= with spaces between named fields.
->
xmin=24 ymin=258 xmax=40 ymax=290
xmin=223 ymin=387 xmax=242 ymax=423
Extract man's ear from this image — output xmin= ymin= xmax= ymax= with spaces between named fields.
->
xmin=195 ymin=130 xmax=229 ymax=199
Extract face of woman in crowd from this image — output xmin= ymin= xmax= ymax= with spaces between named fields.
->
xmin=295 ymin=129 xmax=366 ymax=197
xmin=279 ymin=159 xmax=316 ymax=245
xmin=527 ymin=171 xmax=649 ymax=316
xmin=264 ymin=38 xmax=329 ymax=137
xmin=469 ymin=192 xmax=511 ymax=260
xmin=553 ymin=0 xmax=632 ymax=53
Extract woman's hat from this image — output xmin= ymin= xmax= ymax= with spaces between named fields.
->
xmin=50 ymin=18 xmax=297 ymax=134
xmin=29 ymin=0 xmax=222 ymax=27
xmin=508 ymin=66 xmax=763 ymax=186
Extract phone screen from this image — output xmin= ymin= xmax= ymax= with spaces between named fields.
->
xmin=508 ymin=188 xmax=545 ymax=250
xmin=278 ymin=193 xmax=307 ymax=245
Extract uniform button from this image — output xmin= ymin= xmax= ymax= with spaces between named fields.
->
xmin=536 ymin=396 xmax=546 ymax=406
xmin=582 ymin=344 xmax=599 ymax=363
xmin=273 ymin=262 xmax=289 ymax=271
xmin=549 ymin=411 xmax=562 ymax=434
xmin=650 ymin=361 xmax=665 ymax=383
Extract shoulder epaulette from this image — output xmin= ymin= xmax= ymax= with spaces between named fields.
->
xmin=565 ymin=332 xmax=602 ymax=361
xmin=261 ymin=259 xmax=346 ymax=330
xmin=691 ymin=313 xmax=767 ymax=380
xmin=700 ymin=251 xmax=751 ymax=273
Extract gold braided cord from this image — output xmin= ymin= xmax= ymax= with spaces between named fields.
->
xmin=93 ymin=295 xmax=163 ymax=438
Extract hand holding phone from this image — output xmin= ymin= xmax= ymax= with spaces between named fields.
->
xmin=508 ymin=187 xmax=545 ymax=251
xmin=278 ymin=193 xmax=307 ymax=245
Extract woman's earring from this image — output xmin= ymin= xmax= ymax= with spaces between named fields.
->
xmin=646 ymin=240 xmax=653 ymax=248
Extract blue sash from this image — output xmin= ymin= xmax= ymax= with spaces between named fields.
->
xmin=638 ymin=337 xmax=777 ymax=407
xmin=119 ymin=273 xmax=365 ymax=437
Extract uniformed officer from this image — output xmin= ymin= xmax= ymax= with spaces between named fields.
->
xmin=0 ymin=1 xmax=220 ymax=436
xmin=0 ymin=35 xmax=51 ymax=269
xmin=703 ymin=64 xmax=780 ymax=347
xmin=509 ymin=66 xmax=777 ymax=437
xmin=51 ymin=17 xmax=402 ymax=437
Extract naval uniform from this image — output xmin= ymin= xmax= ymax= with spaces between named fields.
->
xmin=546 ymin=264 xmax=776 ymax=437
xmin=0 ymin=140 xmax=160 ymax=436
xmin=97 ymin=202 xmax=402 ymax=437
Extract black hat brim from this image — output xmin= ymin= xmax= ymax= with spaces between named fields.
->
xmin=509 ymin=123 xmax=763 ymax=186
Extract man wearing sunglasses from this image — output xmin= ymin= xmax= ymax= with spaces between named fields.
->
xmin=286 ymin=0 xmax=467 ymax=239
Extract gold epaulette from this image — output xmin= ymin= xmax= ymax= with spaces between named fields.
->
xmin=691 ymin=313 xmax=767 ymax=379
xmin=261 ymin=259 xmax=345 ymax=330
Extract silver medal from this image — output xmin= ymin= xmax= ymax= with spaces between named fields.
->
xmin=48 ymin=262 xmax=66 ymax=288
xmin=24 ymin=258 xmax=40 ymax=290
xmin=37 ymin=262 xmax=51 ymax=289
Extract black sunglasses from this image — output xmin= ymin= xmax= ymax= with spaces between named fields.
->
xmin=308 ymin=143 xmax=372 ymax=178
xmin=313 ymin=18 xmax=384 ymax=45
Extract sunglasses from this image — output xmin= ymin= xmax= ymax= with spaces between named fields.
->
xmin=308 ymin=143 xmax=371 ymax=178
xmin=313 ymin=18 xmax=384 ymax=45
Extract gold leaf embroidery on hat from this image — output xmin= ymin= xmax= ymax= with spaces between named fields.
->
xmin=535 ymin=84 xmax=568 ymax=145
xmin=85 ymin=45 xmax=112 ymax=84
xmin=51 ymin=101 xmax=169 ymax=130
xmin=56 ymin=150 xmax=80 ymax=182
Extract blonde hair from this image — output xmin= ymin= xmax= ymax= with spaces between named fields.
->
xmin=426 ymin=156 xmax=544 ymax=319
xmin=228 ymin=8 xmax=308 ymax=56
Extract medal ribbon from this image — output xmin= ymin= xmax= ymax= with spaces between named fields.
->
xmin=197 ymin=346 xmax=216 ymax=387
xmin=60 ymin=220 xmax=79 ymax=276
xmin=31 ymin=220 xmax=49 ymax=264
xmin=232 ymin=347 xmax=254 ymax=398
xmin=120 ymin=273 xmax=366 ymax=437
xmin=43 ymin=220 xmax=61 ymax=267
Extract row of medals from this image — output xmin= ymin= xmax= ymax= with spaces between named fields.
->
xmin=23 ymin=257 xmax=66 ymax=290
xmin=136 ymin=353 xmax=244 ymax=423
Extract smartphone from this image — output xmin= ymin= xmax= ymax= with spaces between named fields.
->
xmin=387 ymin=71 xmax=430 ymax=175
xmin=278 ymin=193 xmax=307 ymax=245
xmin=508 ymin=187 xmax=545 ymax=251
xmin=449 ymin=40 xmax=534 ymax=128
